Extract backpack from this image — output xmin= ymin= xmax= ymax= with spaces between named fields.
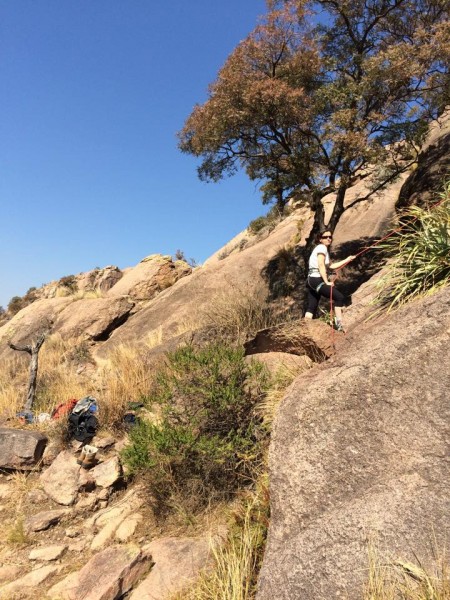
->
xmin=51 ymin=398 xmax=78 ymax=420
xmin=68 ymin=396 xmax=99 ymax=442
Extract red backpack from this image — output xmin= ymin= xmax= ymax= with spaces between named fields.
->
xmin=51 ymin=398 xmax=78 ymax=420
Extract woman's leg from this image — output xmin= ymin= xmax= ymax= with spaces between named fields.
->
xmin=305 ymin=284 xmax=321 ymax=318
xmin=318 ymin=284 xmax=346 ymax=328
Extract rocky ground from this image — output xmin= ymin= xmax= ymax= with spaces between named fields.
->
xmin=0 ymin=430 xmax=214 ymax=600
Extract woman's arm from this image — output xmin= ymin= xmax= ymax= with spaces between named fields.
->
xmin=317 ymin=254 xmax=333 ymax=285
xmin=329 ymin=255 xmax=356 ymax=270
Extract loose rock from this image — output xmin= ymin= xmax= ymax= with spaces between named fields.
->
xmin=29 ymin=544 xmax=67 ymax=561
xmin=0 ymin=565 xmax=21 ymax=584
xmin=115 ymin=513 xmax=143 ymax=542
xmin=129 ymin=536 xmax=212 ymax=600
xmin=26 ymin=509 xmax=69 ymax=533
xmin=0 ymin=565 xmax=59 ymax=597
xmin=47 ymin=544 xmax=151 ymax=600
xmin=91 ymin=456 xmax=122 ymax=488
xmin=40 ymin=451 xmax=80 ymax=505
xmin=0 ymin=428 xmax=47 ymax=470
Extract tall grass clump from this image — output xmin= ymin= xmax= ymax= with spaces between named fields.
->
xmin=98 ymin=344 xmax=157 ymax=428
xmin=376 ymin=183 xmax=450 ymax=311
xmin=121 ymin=341 xmax=269 ymax=514
xmin=199 ymin=283 xmax=289 ymax=344
xmin=364 ymin=539 xmax=450 ymax=599
xmin=177 ymin=478 xmax=270 ymax=600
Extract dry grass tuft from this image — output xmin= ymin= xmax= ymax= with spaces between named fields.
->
xmin=255 ymin=360 xmax=308 ymax=428
xmin=176 ymin=477 xmax=270 ymax=600
xmin=364 ymin=538 xmax=450 ymax=600
xmin=97 ymin=344 xmax=158 ymax=428
xmin=375 ymin=181 xmax=450 ymax=312
xmin=197 ymin=282 xmax=293 ymax=344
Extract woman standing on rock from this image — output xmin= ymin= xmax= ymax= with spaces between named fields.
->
xmin=304 ymin=230 xmax=355 ymax=331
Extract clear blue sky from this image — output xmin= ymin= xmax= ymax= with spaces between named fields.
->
xmin=0 ymin=0 xmax=268 ymax=308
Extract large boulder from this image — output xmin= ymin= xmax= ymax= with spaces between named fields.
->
xmin=77 ymin=266 xmax=123 ymax=294
xmin=107 ymin=254 xmax=191 ymax=301
xmin=0 ymin=428 xmax=47 ymax=470
xmin=257 ymin=287 xmax=450 ymax=600
xmin=0 ymin=298 xmax=72 ymax=352
xmin=54 ymin=297 xmax=134 ymax=341
xmin=397 ymin=110 xmax=450 ymax=209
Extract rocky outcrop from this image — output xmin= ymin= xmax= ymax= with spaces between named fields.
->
xmin=54 ymin=296 xmax=134 ymax=341
xmin=95 ymin=214 xmax=306 ymax=357
xmin=38 ymin=266 xmax=124 ymax=299
xmin=0 ymin=298 xmax=72 ymax=350
xmin=107 ymin=254 xmax=191 ymax=301
xmin=0 ymin=428 xmax=47 ymax=470
xmin=397 ymin=110 xmax=450 ymax=209
xmin=244 ymin=320 xmax=337 ymax=362
xmin=257 ymin=287 xmax=450 ymax=600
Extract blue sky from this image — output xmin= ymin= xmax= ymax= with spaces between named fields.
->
xmin=0 ymin=0 xmax=268 ymax=308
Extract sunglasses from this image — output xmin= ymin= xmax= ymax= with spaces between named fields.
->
xmin=322 ymin=235 xmax=333 ymax=239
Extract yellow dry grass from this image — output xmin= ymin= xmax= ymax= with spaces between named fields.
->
xmin=0 ymin=332 xmax=159 ymax=429
xmin=174 ymin=478 xmax=269 ymax=600
xmin=364 ymin=538 xmax=450 ymax=600
xmin=195 ymin=281 xmax=290 ymax=343
xmin=97 ymin=344 xmax=158 ymax=427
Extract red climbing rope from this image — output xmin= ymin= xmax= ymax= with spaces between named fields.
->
xmin=327 ymin=194 xmax=447 ymax=344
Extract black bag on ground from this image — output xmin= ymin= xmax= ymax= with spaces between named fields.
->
xmin=67 ymin=396 xmax=99 ymax=442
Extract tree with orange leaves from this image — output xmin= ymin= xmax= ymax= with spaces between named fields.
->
xmin=179 ymin=0 xmax=449 ymax=258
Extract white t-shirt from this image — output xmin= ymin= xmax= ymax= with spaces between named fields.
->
xmin=308 ymin=244 xmax=329 ymax=277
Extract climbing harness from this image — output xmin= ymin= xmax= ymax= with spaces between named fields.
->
xmin=307 ymin=276 xmax=325 ymax=294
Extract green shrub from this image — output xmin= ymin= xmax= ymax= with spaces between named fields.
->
xmin=248 ymin=205 xmax=291 ymax=235
xmin=248 ymin=216 xmax=271 ymax=235
xmin=376 ymin=182 xmax=450 ymax=310
xmin=121 ymin=342 xmax=269 ymax=513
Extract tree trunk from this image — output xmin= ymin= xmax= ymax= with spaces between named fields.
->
xmin=328 ymin=181 xmax=348 ymax=232
xmin=25 ymin=347 xmax=40 ymax=411
xmin=303 ymin=190 xmax=326 ymax=268
xmin=9 ymin=333 xmax=47 ymax=412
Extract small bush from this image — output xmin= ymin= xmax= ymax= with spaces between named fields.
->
xmin=376 ymin=183 xmax=450 ymax=310
xmin=59 ymin=275 xmax=77 ymax=292
xmin=121 ymin=342 xmax=269 ymax=514
xmin=7 ymin=296 xmax=24 ymax=315
xmin=6 ymin=517 xmax=29 ymax=545
xmin=248 ymin=205 xmax=292 ymax=236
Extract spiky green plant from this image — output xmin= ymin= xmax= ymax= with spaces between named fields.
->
xmin=376 ymin=182 xmax=450 ymax=310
